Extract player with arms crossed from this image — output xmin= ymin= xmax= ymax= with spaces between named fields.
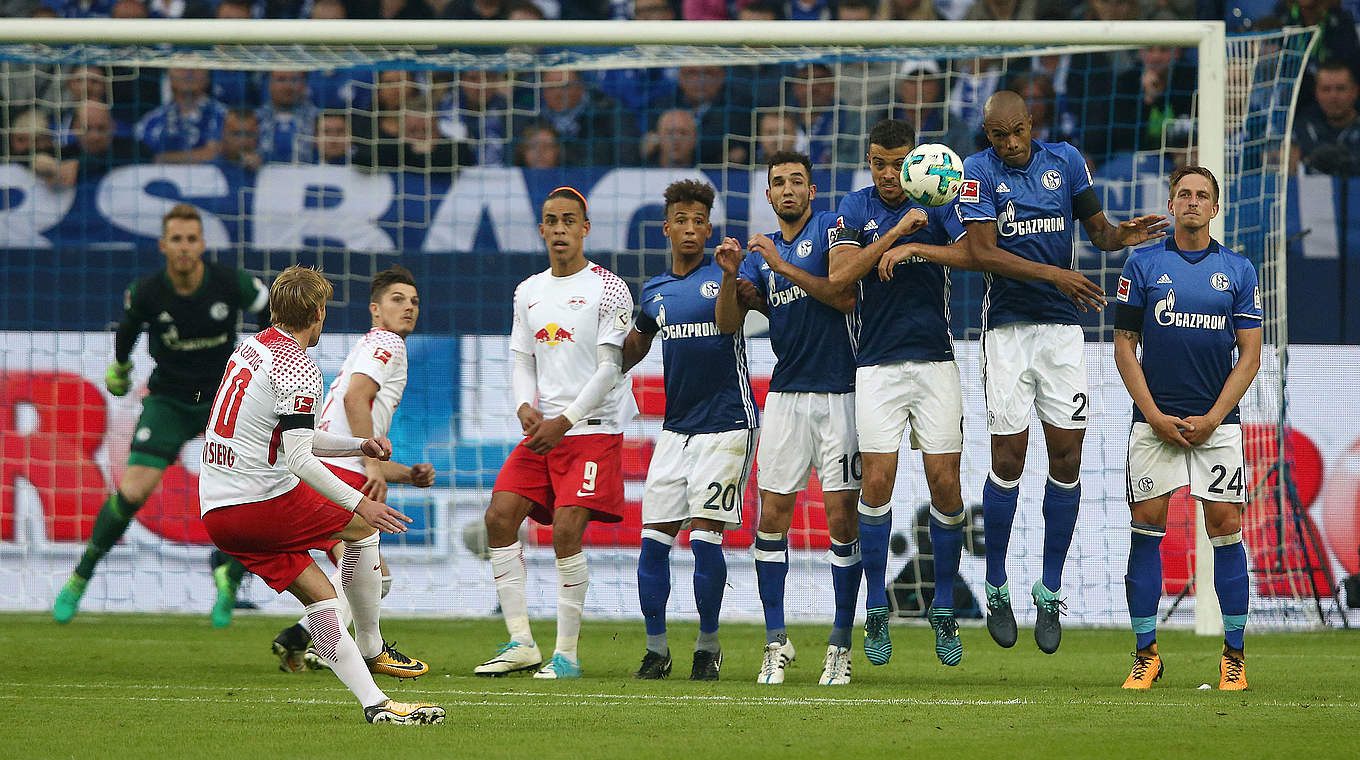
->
xmin=199 ymin=266 xmax=443 ymax=724
xmin=1114 ymin=167 xmax=1259 ymax=691
xmin=475 ymin=187 xmax=636 ymax=680
xmin=624 ymin=179 xmax=757 ymax=682
xmin=957 ymin=90 xmax=1167 ymax=653
xmin=736 ymin=151 xmax=862 ymax=685
xmin=270 ymin=265 xmax=435 ymax=674
xmin=54 ymin=203 xmax=269 ymax=627
xmin=826 ymin=118 xmax=970 ymax=668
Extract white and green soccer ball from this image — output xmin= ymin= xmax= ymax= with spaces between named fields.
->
xmin=900 ymin=143 xmax=965 ymax=207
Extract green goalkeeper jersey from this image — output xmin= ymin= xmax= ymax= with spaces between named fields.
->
xmin=116 ymin=262 xmax=269 ymax=403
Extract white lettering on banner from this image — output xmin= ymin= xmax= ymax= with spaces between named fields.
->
xmin=0 ymin=164 xmax=76 ymax=248
xmin=252 ymin=164 xmax=395 ymax=252
xmin=96 ymin=165 xmax=232 ymax=248
xmin=423 ymin=167 xmax=540 ymax=253
xmin=586 ymin=168 xmax=726 ymax=252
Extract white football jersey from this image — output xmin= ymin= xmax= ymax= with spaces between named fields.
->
xmin=316 ymin=328 xmax=408 ymax=476
xmin=509 ymin=261 xmax=636 ymax=435
xmin=199 ymin=327 xmax=325 ymax=514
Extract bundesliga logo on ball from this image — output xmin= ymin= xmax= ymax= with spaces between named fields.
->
xmin=900 ymin=143 xmax=965 ymax=207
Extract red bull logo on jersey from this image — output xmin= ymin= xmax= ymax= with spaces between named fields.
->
xmin=534 ymin=323 xmax=576 ymax=346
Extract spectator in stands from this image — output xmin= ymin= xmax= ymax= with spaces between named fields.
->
xmin=110 ymin=0 xmax=152 ymax=17
xmin=788 ymin=0 xmax=831 ymax=21
xmin=588 ymin=0 xmax=678 ymax=118
xmin=1083 ymin=44 xmax=1194 ymax=161
xmin=438 ymin=69 xmax=513 ymax=166
xmin=135 ymin=68 xmax=226 ymax=163
xmin=306 ymin=0 xmax=374 ymax=111
xmin=787 ymin=62 xmax=867 ymax=167
xmin=1293 ymin=60 xmax=1360 ymax=175
xmin=512 ymin=120 xmax=564 ymax=168
xmin=212 ymin=0 xmax=262 ymax=108
xmin=256 ymin=70 xmax=319 ymax=162
xmin=642 ymin=108 xmax=700 ymax=167
xmin=440 ymin=0 xmax=506 ymax=17
xmin=683 ymin=0 xmax=726 ymax=19
xmin=56 ymin=66 xmax=113 ymax=147
xmin=891 ymin=59 xmax=945 ymax=137
xmin=1275 ymin=0 xmax=1360 ymax=113
xmin=53 ymin=101 xmax=146 ymax=184
xmin=1009 ymin=70 xmax=1076 ymax=146
xmin=651 ymin=64 xmax=753 ymax=163
xmin=966 ymin=0 xmax=1036 ymax=20
xmin=836 ymin=0 xmax=897 ymax=108
xmin=751 ymin=109 xmax=808 ymax=165
xmin=879 ymin=0 xmax=936 ymax=18
xmin=310 ymin=110 xmax=355 ymax=164
xmin=214 ymin=107 xmax=263 ymax=178
xmin=6 ymin=108 xmax=58 ymax=179
xmin=370 ymin=94 xmax=469 ymax=172
xmin=518 ymin=69 xmax=640 ymax=166
xmin=726 ymin=1 xmax=788 ymax=110
xmin=40 ymin=0 xmax=115 ymax=17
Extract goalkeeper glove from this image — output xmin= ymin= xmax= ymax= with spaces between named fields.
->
xmin=105 ymin=360 xmax=133 ymax=396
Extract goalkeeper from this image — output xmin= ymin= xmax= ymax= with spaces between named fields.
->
xmin=53 ymin=203 xmax=270 ymax=627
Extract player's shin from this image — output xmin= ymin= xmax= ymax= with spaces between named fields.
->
xmin=982 ymin=472 xmax=1020 ymax=588
xmin=1212 ymin=531 xmax=1249 ymax=652
xmin=828 ymin=538 xmax=861 ymax=648
xmin=555 ymin=552 xmax=588 ymax=661
xmin=857 ymin=498 xmax=892 ymax=609
xmin=1126 ymin=522 xmax=1166 ymax=651
xmin=638 ymin=530 xmax=674 ymax=654
xmin=691 ymin=530 xmax=727 ymax=652
xmin=1040 ymin=476 xmax=1081 ymax=592
xmin=490 ymin=540 xmax=533 ymax=645
xmin=754 ymin=531 xmax=789 ymax=643
xmin=340 ymin=532 xmax=384 ymax=659
xmin=74 ymin=491 xmax=144 ymax=580
xmin=929 ymin=506 xmax=966 ymax=612
xmin=304 ymin=598 xmax=387 ymax=707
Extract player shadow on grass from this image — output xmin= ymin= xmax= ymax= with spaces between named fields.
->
xmin=887 ymin=503 xmax=986 ymax=619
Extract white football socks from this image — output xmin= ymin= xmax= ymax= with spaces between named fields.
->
xmin=555 ymin=552 xmax=589 ymax=662
xmin=340 ymin=532 xmax=384 ymax=660
xmin=490 ymin=541 xmax=534 ymax=646
xmin=304 ymin=598 xmax=387 ymax=708
xmin=297 ymin=567 xmax=388 ymax=634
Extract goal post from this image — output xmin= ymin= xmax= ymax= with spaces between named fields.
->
xmin=0 ymin=19 xmax=1334 ymax=631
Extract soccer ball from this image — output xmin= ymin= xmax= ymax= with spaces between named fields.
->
xmin=899 ymin=143 xmax=965 ymax=207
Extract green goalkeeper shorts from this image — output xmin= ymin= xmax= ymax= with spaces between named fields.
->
xmin=127 ymin=394 xmax=212 ymax=469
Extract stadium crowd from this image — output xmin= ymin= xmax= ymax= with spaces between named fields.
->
xmin=1 ymin=0 xmax=1358 ymax=180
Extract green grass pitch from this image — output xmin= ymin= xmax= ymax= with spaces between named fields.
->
xmin=3 ymin=613 xmax=1356 ymax=758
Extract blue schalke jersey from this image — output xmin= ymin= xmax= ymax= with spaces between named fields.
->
xmin=958 ymin=140 xmax=1095 ymax=329
xmin=1116 ymin=237 xmax=1262 ymax=424
xmin=830 ymin=186 xmax=964 ymax=366
xmin=738 ymin=210 xmax=855 ymax=394
xmin=637 ymin=256 xmax=759 ymax=435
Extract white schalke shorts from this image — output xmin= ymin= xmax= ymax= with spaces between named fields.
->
xmin=756 ymin=391 xmax=860 ymax=495
xmin=854 ymin=360 xmax=963 ymax=455
xmin=1126 ymin=422 xmax=1246 ymax=504
xmin=982 ymin=322 xmax=1089 ymax=435
xmin=643 ymin=428 xmax=756 ymax=525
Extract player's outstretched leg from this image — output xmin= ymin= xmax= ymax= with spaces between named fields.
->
xmin=690 ymin=529 xmax=726 ymax=681
xmin=534 ymin=552 xmax=588 ymax=680
xmin=981 ymin=472 xmax=1020 ymax=647
xmin=635 ymin=529 xmax=674 ymax=679
xmin=1213 ymin=531 xmax=1249 ymax=691
xmin=858 ymin=497 xmax=893 ymax=665
xmin=1123 ymin=521 xmax=1165 ymax=688
xmin=210 ymin=551 xmax=248 ymax=628
xmin=53 ymin=491 xmax=144 ymax=623
xmin=273 ymin=621 xmax=312 ymax=673
xmin=476 ymin=539 xmax=542 ymax=676
xmin=1034 ymin=476 xmax=1079 ymax=653
xmin=928 ymin=506 xmax=966 ymax=666
xmin=755 ymin=530 xmax=793 ymax=684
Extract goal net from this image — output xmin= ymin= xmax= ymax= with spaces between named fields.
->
xmin=0 ymin=19 xmax=1339 ymax=629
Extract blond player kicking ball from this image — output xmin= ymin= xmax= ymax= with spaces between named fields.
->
xmin=269 ymin=265 xmax=436 ymax=675
xmin=474 ymin=187 xmax=636 ymax=680
xmin=199 ymin=266 xmax=443 ymax=724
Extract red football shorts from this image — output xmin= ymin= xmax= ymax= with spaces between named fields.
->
xmin=202 ymin=480 xmax=356 ymax=592
xmin=493 ymin=433 xmax=624 ymax=525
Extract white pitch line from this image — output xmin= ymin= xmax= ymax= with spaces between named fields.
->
xmin=1 ymin=682 xmax=1357 ymax=710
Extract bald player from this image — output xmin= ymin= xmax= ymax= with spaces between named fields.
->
xmin=954 ymin=91 xmax=1168 ymax=654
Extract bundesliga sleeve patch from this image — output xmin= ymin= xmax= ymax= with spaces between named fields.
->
xmin=613 ymin=307 xmax=631 ymax=331
xmin=372 ymin=347 xmax=393 ymax=365
xmin=1117 ymin=276 xmax=1131 ymax=302
xmin=1253 ymin=286 xmax=1262 ymax=310
xmin=960 ymin=179 xmax=981 ymax=204
xmin=293 ymin=395 xmax=315 ymax=413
